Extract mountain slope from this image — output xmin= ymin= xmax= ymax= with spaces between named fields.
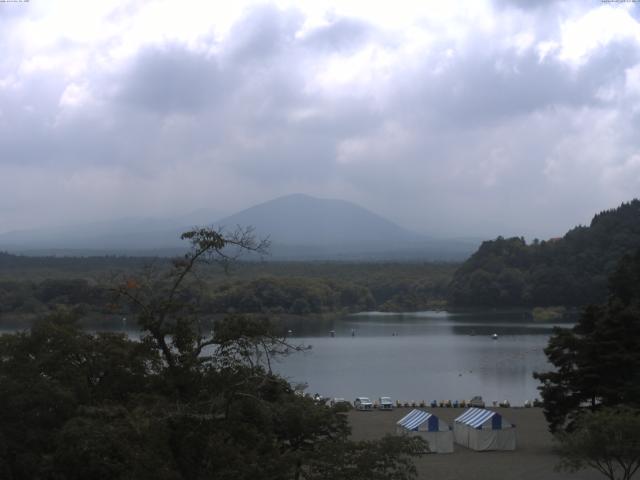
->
xmin=216 ymin=193 xmax=422 ymax=246
xmin=448 ymin=199 xmax=640 ymax=306
xmin=0 ymin=194 xmax=478 ymax=260
xmin=213 ymin=194 xmax=478 ymax=260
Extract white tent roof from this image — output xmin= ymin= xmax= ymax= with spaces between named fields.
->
xmin=455 ymin=408 xmax=511 ymax=429
xmin=398 ymin=409 xmax=431 ymax=430
xmin=397 ymin=409 xmax=449 ymax=432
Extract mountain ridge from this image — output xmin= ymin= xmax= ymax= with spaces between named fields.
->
xmin=0 ymin=194 xmax=478 ymax=260
xmin=215 ymin=193 xmax=424 ymax=246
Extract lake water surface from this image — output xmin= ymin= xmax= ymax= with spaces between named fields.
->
xmin=0 ymin=310 xmax=565 ymax=407
xmin=273 ymin=310 xmax=566 ymax=406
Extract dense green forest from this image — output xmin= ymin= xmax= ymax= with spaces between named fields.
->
xmin=0 ymin=228 xmax=424 ymax=480
xmin=449 ymin=200 xmax=640 ymax=307
xmin=207 ymin=262 xmax=452 ymax=314
xmin=0 ymin=255 xmax=455 ymax=326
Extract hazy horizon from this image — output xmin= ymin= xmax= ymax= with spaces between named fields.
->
xmin=0 ymin=192 xmax=621 ymax=242
xmin=2 ymin=1 xmax=639 ymax=239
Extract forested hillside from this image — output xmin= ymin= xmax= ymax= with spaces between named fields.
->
xmin=449 ymin=200 xmax=640 ymax=307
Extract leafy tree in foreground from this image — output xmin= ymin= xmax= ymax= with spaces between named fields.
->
xmin=0 ymin=226 xmax=425 ymax=480
xmin=0 ymin=312 xmax=163 ymax=479
xmin=306 ymin=436 xmax=425 ymax=480
xmin=534 ymin=250 xmax=640 ymax=432
xmin=556 ymin=407 xmax=640 ymax=480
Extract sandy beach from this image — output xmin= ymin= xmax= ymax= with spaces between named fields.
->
xmin=348 ymin=407 xmax=603 ymax=480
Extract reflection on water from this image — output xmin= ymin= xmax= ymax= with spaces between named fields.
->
xmin=1 ymin=310 xmax=567 ymax=406
xmin=274 ymin=310 xmax=569 ymax=405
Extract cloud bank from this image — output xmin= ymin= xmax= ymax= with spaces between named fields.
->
xmin=1 ymin=0 xmax=639 ymax=238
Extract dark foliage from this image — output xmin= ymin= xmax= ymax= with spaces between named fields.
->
xmin=208 ymin=276 xmax=375 ymax=315
xmin=555 ymin=406 xmax=640 ymax=480
xmin=0 ymin=227 xmax=424 ymax=479
xmin=0 ymin=313 xmax=164 ymax=479
xmin=449 ymin=200 xmax=640 ymax=307
xmin=534 ymin=250 xmax=640 ymax=433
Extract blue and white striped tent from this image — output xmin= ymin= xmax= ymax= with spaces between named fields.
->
xmin=396 ymin=409 xmax=453 ymax=453
xmin=454 ymin=408 xmax=516 ymax=451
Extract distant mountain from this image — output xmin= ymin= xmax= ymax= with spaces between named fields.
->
xmin=216 ymin=193 xmax=421 ymax=246
xmin=0 ymin=209 xmax=224 ymax=254
xmin=448 ymin=199 xmax=640 ymax=307
xmin=213 ymin=194 xmax=478 ymax=260
xmin=0 ymin=194 xmax=479 ymax=260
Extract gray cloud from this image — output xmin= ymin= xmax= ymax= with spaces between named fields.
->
xmin=117 ymin=45 xmax=222 ymax=114
xmin=301 ymin=17 xmax=375 ymax=53
xmin=0 ymin=1 xmax=639 ymax=239
xmin=393 ymin=37 xmax=640 ymax=132
xmin=224 ymin=4 xmax=303 ymax=64
xmin=492 ymin=0 xmax=569 ymax=11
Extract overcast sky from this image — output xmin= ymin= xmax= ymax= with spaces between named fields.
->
xmin=1 ymin=0 xmax=639 ymax=239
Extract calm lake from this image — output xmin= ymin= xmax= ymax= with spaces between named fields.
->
xmin=273 ymin=310 xmax=568 ymax=406
xmin=0 ymin=309 xmax=567 ymax=407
